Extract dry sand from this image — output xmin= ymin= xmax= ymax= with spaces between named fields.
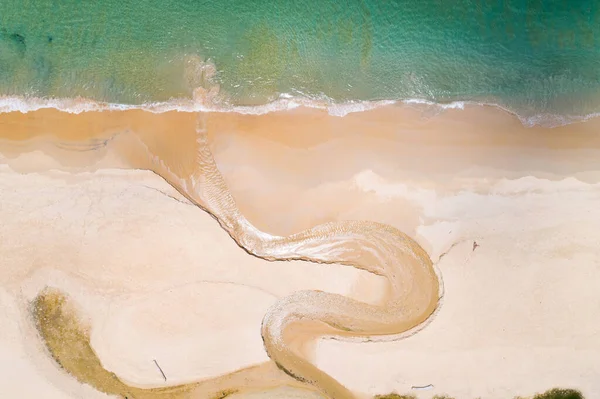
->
xmin=0 ymin=104 xmax=599 ymax=398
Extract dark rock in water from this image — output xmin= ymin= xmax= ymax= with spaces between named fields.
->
xmin=9 ymin=33 xmax=25 ymax=45
xmin=0 ymin=31 xmax=26 ymax=56
xmin=47 ymin=35 xmax=53 ymax=43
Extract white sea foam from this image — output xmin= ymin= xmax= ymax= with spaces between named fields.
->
xmin=515 ymin=111 xmax=600 ymax=128
xmin=0 ymin=94 xmax=398 ymax=117
xmin=0 ymin=94 xmax=598 ymax=128
xmin=403 ymin=98 xmax=466 ymax=110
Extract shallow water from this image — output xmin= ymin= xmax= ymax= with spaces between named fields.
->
xmin=2 ymin=0 xmax=600 ymax=118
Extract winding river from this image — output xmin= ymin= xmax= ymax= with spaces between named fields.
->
xmin=29 ymin=111 xmax=441 ymax=399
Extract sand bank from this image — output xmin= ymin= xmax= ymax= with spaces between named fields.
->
xmin=0 ymin=104 xmax=599 ymax=398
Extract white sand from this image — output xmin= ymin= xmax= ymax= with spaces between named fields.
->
xmin=0 ymin=163 xmax=382 ymax=397
xmin=1 ymin=105 xmax=600 ymax=398
xmin=316 ymin=173 xmax=600 ymax=398
xmin=206 ymin=106 xmax=600 ymax=398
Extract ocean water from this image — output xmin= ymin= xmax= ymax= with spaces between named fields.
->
xmin=1 ymin=0 xmax=600 ymax=120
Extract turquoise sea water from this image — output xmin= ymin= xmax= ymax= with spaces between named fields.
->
xmin=1 ymin=0 xmax=600 ymax=120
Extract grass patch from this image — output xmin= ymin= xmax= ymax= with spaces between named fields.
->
xmin=524 ymin=388 xmax=584 ymax=399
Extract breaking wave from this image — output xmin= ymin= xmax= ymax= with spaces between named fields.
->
xmin=0 ymin=93 xmax=597 ymax=128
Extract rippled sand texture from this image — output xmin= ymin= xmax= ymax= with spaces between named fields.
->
xmin=139 ymin=114 xmax=439 ymax=399
xmin=2 ymin=108 xmax=439 ymax=399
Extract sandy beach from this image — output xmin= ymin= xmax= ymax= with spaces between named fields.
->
xmin=1 ymin=104 xmax=599 ymax=398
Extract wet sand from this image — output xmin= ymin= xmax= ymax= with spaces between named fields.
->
xmin=1 ymin=104 xmax=599 ymax=398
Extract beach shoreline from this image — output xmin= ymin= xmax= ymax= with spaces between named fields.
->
xmin=1 ymin=104 xmax=599 ymax=398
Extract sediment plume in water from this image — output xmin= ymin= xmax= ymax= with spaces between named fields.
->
xmin=4 ymin=108 xmax=440 ymax=399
